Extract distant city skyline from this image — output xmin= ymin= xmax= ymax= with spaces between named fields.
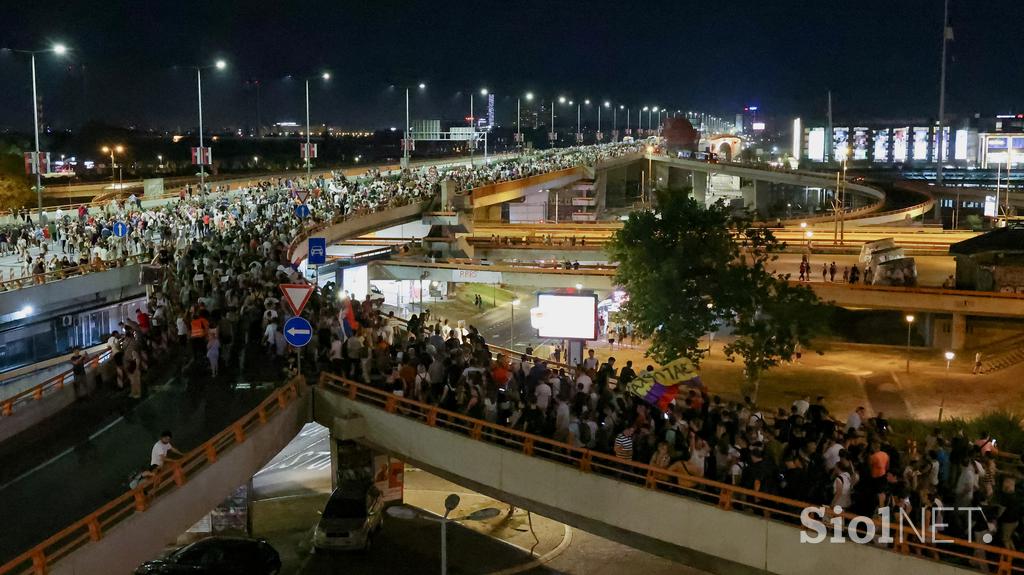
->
xmin=1 ymin=0 xmax=1022 ymax=133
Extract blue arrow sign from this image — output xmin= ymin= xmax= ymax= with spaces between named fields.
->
xmin=308 ymin=237 xmax=327 ymax=265
xmin=112 ymin=221 xmax=128 ymax=238
xmin=294 ymin=204 xmax=311 ymax=219
xmin=283 ymin=316 xmax=313 ymax=347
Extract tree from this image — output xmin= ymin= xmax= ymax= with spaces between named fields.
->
xmin=0 ymin=142 xmax=34 ymax=210
xmin=607 ymin=190 xmax=831 ymax=401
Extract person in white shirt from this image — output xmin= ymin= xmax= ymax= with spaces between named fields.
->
xmin=846 ymin=406 xmax=866 ymax=433
xmin=151 ymin=431 xmax=183 ymax=467
xmin=582 ymin=349 xmax=598 ymax=372
xmin=534 ymin=380 xmax=552 ymax=410
xmin=575 ymin=372 xmax=593 ymax=394
xmin=792 ymin=396 xmax=810 ymax=417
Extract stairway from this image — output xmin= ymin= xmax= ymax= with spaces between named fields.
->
xmin=978 ymin=333 xmax=1024 ymax=374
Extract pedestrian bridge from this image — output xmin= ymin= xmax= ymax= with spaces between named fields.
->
xmin=370 ymin=259 xmax=1024 ymax=320
xmin=9 ymin=372 xmax=1017 ymax=575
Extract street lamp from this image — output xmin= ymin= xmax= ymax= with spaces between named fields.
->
xmin=517 ymin=92 xmax=533 ymax=150
xmin=191 ymin=59 xmax=228 ymax=192
xmin=3 ymin=43 xmax=69 ymax=209
xmin=403 ymin=82 xmax=427 ymax=168
xmin=101 ymin=145 xmax=125 ymax=188
xmin=905 ymin=315 xmax=916 ymax=374
xmin=386 ymin=495 xmax=500 ymax=575
xmin=944 ymin=350 xmax=955 ymax=371
xmin=510 ymin=298 xmax=521 ymax=349
xmin=302 ymin=71 xmax=331 ymax=184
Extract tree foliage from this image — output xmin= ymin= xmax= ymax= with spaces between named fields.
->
xmin=607 ymin=189 xmax=831 ymax=398
xmin=0 ymin=141 xmax=34 ymax=210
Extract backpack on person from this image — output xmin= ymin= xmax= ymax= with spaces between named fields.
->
xmin=577 ymin=420 xmax=593 ymax=447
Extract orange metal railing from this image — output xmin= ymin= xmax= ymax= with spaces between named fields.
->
xmin=0 ymin=253 xmax=150 ymax=293
xmin=0 ymin=348 xmax=112 ymax=418
xmin=318 ymin=372 xmax=1024 ymax=574
xmin=0 ymin=378 xmax=304 ymax=575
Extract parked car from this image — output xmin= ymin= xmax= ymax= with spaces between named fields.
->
xmin=134 ymin=536 xmax=281 ymax=574
xmin=313 ymin=481 xmax=384 ymax=552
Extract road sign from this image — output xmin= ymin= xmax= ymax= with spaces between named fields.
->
xmin=279 ymin=283 xmax=314 ymax=315
xmin=293 ymin=189 xmax=309 ymax=204
xmin=283 ymin=316 xmax=313 ymax=347
xmin=113 ymin=221 xmax=128 ymax=237
xmin=308 ymin=237 xmax=327 ymax=265
xmin=294 ymin=204 xmax=311 ymax=219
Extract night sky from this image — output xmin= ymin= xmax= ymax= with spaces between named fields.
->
xmin=1 ymin=0 xmax=1021 ymax=132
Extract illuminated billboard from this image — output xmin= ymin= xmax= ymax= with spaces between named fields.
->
xmin=873 ymin=129 xmax=890 ymax=163
xmin=341 ymin=264 xmax=368 ymax=301
xmin=852 ymin=128 xmax=869 ymax=161
xmin=892 ymin=126 xmax=909 ymax=159
xmin=833 ymin=127 xmax=849 ymax=160
xmin=531 ymin=293 xmax=598 ymax=340
xmin=931 ymin=127 xmax=950 ymax=162
xmin=808 ymin=128 xmax=825 ymax=162
xmin=955 ymin=129 xmax=969 ymax=160
xmin=912 ymin=127 xmax=930 ymax=160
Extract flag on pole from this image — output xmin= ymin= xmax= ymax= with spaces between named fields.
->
xmin=300 ymin=143 xmax=318 ymax=159
xmin=23 ymin=152 xmax=50 ymax=175
xmin=191 ymin=147 xmax=212 ymax=165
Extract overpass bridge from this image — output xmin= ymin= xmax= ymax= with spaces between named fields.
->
xmin=370 ymin=259 xmax=1024 ymax=349
xmin=7 ymin=372 xmax=1018 ymax=575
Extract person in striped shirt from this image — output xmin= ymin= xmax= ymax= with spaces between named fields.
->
xmin=614 ymin=425 xmax=635 ymax=460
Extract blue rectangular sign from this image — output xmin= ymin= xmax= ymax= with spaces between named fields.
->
xmin=308 ymin=237 xmax=327 ymax=265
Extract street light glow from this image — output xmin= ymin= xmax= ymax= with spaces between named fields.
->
xmin=480 ymin=87 xmax=488 ymax=95
xmin=525 ymin=92 xmax=534 ymax=101
xmin=604 ymin=101 xmax=610 ymax=108
xmin=945 ymin=351 xmax=955 ymax=361
xmin=643 ymin=106 xmax=649 ymax=111
xmin=418 ymin=82 xmax=426 ymax=89
xmin=584 ymin=99 xmax=590 ymax=105
xmin=558 ymin=96 xmax=566 ymax=104
xmin=511 ymin=299 xmax=521 ymax=306
xmin=52 ymin=43 xmax=67 ymax=55
xmin=905 ymin=314 xmax=915 ymax=323
xmin=215 ymin=59 xmax=227 ymax=70
xmin=321 ymin=72 xmax=331 ymax=80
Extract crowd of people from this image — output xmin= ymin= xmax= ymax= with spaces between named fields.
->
xmin=29 ymin=139 xmax=1021 ymax=563
xmin=335 ymin=308 xmax=1023 ymax=557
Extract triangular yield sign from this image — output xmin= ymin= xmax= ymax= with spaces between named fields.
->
xmin=279 ymin=283 xmax=314 ymax=315
xmin=294 ymin=190 xmax=309 ymax=204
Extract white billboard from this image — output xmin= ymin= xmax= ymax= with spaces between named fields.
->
xmin=808 ymin=128 xmax=825 ymax=162
xmin=873 ymin=129 xmax=890 ymax=163
xmin=531 ymin=293 xmax=598 ymax=340
xmin=955 ymin=129 xmax=969 ymax=160
xmin=833 ymin=127 xmax=849 ymax=160
xmin=913 ymin=127 xmax=930 ymax=160
xmin=893 ymin=128 xmax=909 ymax=162
xmin=342 ymin=264 xmax=368 ymax=301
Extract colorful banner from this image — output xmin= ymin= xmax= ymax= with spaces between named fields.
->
xmin=625 ymin=357 xmax=704 ymax=411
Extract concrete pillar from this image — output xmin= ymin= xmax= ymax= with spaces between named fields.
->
xmin=950 ymin=313 xmax=967 ymax=351
xmin=666 ymin=166 xmax=689 ymax=192
xmin=654 ymin=162 xmax=671 ymax=192
xmin=743 ymin=180 xmax=771 ymax=216
xmin=691 ymin=171 xmax=707 ymax=204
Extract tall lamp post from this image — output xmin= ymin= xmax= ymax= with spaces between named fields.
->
xmin=3 ymin=43 xmax=68 ymax=210
xmin=905 ymin=314 xmax=916 ymax=374
xmin=303 ymin=72 xmax=331 ymax=185
xmin=517 ymin=92 xmax=533 ymax=150
xmin=403 ymin=82 xmax=427 ymax=168
xmin=387 ymin=494 xmax=500 ymax=575
xmin=193 ymin=59 xmax=227 ymax=193
xmin=510 ymin=298 xmax=521 ymax=349
xmin=101 ymin=145 xmax=124 ymax=188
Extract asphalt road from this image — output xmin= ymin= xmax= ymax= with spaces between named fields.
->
xmin=0 ymin=371 xmax=278 ymax=564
